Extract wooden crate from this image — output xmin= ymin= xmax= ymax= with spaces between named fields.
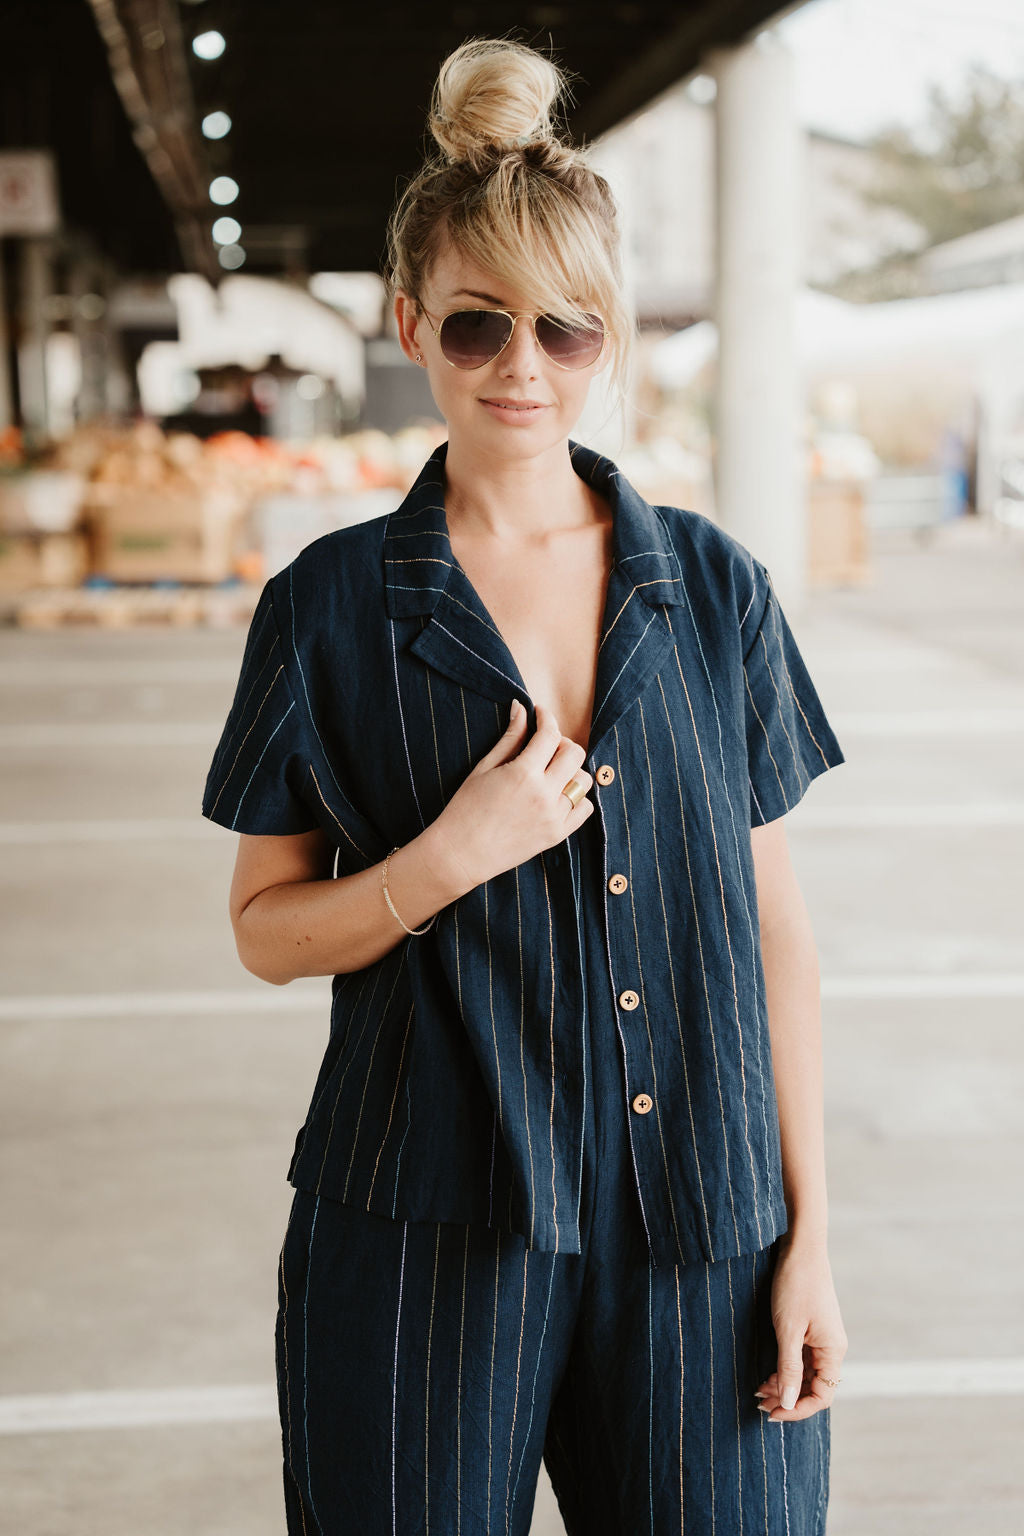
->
xmin=807 ymin=478 xmax=870 ymax=587
xmin=0 ymin=531 xmax=90 ymax=591
xmin=84 ymin=485 xmax=248 ymax=584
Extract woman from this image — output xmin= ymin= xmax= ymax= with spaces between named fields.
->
xmin=203 ymin=35 xmax=848 ymax=1536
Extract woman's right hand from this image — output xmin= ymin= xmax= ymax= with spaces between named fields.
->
xmin=426 ymin=699 xmax=595 ymax=893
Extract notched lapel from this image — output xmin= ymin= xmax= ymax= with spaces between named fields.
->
xmin=588 ymin=563 xmax=678 ymax=750
xmin=407 ymin=577 xmax=531 ymax=709
xmin=383 ymin=437 xmax=687 ymax=743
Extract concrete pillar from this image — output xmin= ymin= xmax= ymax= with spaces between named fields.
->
xmin=99 ymin=259 xmax=134 ymax=418
xmin=0 ymin=241 xmax=13 ymax=430
xmin=17 ymin=237 xmax=54 ymax=447
xmin=69 ymin=251 xmax=108 ymax=423
xmin=706 ymin=29 xmax=805 ymax=609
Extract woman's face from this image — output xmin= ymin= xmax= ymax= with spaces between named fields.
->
xmin=394 ymin=243 xmax=609 ymax=458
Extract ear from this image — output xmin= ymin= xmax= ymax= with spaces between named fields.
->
xmin=393 ymin=290 xmax=425 ymax=365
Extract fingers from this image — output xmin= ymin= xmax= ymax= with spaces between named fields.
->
xmin=774 ymin=1329 xmax=805 ymax=1413
xmin=754 ymin=1354 xmax=841 ymax=1421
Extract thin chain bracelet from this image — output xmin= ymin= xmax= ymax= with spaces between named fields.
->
xmin=381 ymin=845 xmax=437 ymax=935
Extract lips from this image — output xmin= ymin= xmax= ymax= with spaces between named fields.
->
xmin=481 ymin=399 xmax=548 ymax=410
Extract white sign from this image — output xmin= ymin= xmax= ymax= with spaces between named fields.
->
xmin=0 ymin=150 xmax=60 ymax=236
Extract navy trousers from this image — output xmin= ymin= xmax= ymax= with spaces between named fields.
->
xmin=274 ymin=818 xmax=830 ymax=1534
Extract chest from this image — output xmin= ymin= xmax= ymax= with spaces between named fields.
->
xmin=449 ymin=520 xmax=613 ymax=749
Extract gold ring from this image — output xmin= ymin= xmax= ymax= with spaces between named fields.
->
xmin=561 ymin=776 xmax=587 ymax=810
xmin=815 ymin=1375 xmax=841 ymax=1387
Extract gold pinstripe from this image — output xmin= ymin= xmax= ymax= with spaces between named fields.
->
xmin=752 ymin=1252 xmax=771 ymax=1532
xmin=615 ymin=714 xmax=686 ymax=1256
xmin=673 ymin=646 xmax=762 ymax=1248
xmin=505 ymin=1251 xmax=530 ymax=1534
xmin=489 ymin=1236 xmax=501 ymax=1529
xmin=424 ymin=1225 xmax=441 ymax=1536
xmin=277 ymin=1200 xmax=312 ymax=1536
xmin=751 ymin=621 xmax=807 ymax=794
xmin=706 ymin=1263 xmax=717 ymax=1536
xmin=366 ymin=1002 xmax=414 ymax=1202
xmin=725 ymin=1257 xmax=744 ymax=1534
xmin=217 ymin=630 xmax=277 ymax=754
xmin=513 ymin=864 xmax=538 ymax=1243
xmin=205 ymin=664 xmax=284 ymax=817
xmin=675 ymin=1266 xmax=685 ymax=1533
xmin=341 ymin=962 xmax=408 ymax=1200
xmin=457 ymin=1227 xmax=470 ymax=1536
xmin=743 ymin=666 xmax=788 ymax=808
xmin=763 ymin=595 xmax=834 ymax=769
xmin=652 ymin=671 xmax=715 ymax=1248
xmin=308 ymin=963 xmax=386 ymax=1196
xmin=538 ymin=856 xmax=561 ymax=1248
xmin=306 ymin=762 xmax=371 ymax=861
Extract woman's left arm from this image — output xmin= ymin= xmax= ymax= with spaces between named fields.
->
xmin=750 ymin=815 xmax=849 ymax=1422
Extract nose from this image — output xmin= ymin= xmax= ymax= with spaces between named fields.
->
xmin=498 ymin=315 xmax=543 ymax=373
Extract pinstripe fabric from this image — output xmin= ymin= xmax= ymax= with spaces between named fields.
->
xmin=273 ymin=807 xmax=829 ymax=1534
xmin=202 ymin=438 xmax=845 ymax=1269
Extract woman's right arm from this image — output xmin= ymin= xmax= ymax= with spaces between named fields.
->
xmin=229 ymin=820 xmax=478 ymax=985
xmin=228 ymin=699 xmax=596 ymax=985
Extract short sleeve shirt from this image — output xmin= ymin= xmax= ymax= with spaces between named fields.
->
xmin=202 ymin=438 xmax=846 ymax=1268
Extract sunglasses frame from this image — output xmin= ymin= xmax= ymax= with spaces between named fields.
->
xmin=415 ymin=301 xmax=609 ymax=372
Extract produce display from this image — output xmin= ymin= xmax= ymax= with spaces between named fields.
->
xmin=0 ymin=419 xmax=448 ymax=617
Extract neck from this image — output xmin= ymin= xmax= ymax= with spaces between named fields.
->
xmin=441 ymin=434 xmax=599 ymax=543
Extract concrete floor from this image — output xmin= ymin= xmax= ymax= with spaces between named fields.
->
xmin=1 ymin=512 xmax=1023 ymax=1533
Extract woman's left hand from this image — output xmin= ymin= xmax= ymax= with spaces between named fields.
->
xmin=754 ymin=1235 xmax=849 ymax=1422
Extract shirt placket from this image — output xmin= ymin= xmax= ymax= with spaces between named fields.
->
xmin=589 ymin=751 xmax=661 ymax=1260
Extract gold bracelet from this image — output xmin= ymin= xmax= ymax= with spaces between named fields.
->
xmin=381 ymin=845 xmax=437 ymax=936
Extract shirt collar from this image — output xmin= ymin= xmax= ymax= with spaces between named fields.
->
xmin=383 ymin=437 xmax=684 ymax=619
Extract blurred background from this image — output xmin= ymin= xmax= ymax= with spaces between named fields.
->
xmin=1 ymin=2 xmax=1021 ymax=1532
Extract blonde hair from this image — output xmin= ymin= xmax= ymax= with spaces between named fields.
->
xmin=383 ymin=36 xmax=634 ymax=406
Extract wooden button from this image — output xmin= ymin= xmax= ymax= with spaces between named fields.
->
xmin=595 ymin=764 xmax=616 ymax=785
xmin=632 ymin=1093 xmax=654 ymax=1115
xmin=608 ymin=873 xmax=628 ymax=894
xmin=618 ymin=989 xmax=640 ymax=1011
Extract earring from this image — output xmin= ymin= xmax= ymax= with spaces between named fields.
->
xmin=415 ymin=353 xmax=422 ymax=363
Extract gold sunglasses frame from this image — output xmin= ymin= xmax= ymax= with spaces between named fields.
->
xmin=416 ymin=302 xmax=609 ymax=372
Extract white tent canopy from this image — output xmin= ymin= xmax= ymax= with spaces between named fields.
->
xmin=650 ymin=282 xmax=1024 ymax=389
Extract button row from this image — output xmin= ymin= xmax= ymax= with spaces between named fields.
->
xmin=597 ymin=766 xmax=652 ymax=1114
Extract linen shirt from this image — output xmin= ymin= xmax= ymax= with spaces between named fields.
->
xmin=202 ymin=438 xmax=846 ymax=1268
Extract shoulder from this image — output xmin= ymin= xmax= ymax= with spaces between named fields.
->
xmin=265 ymin=510 xmax=390 ymax=628
xmin=651 ymin=501 xmax=769 ymax=642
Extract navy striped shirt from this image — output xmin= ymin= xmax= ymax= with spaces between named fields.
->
xmin=202 ymin=439 xmax=846 ymax=1267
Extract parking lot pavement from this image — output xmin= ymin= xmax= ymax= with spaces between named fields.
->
xmin=1 ymin=513 xmax=1022 ymax=1534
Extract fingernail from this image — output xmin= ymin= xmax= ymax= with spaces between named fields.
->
xmin=757 ymin=1403 xmax=770 ymax=1413
xmin=780 ymin=1386 xmax=798 ymax=1410
xmin=753 ymin=1390 xmax=766 ymax=1399
xmin=511 ymin=700 xmax=521 ymax=717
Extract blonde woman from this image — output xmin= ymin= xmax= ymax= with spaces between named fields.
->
xmin=204 ymin=35 xmax=848 ymax=1536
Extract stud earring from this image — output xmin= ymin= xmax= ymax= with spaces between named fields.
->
xmin=416 ymin=353 xmax=422 ymax=363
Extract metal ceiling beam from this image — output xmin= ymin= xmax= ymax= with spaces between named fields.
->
xmin=86 ymin=0 xmax=219 ymax=282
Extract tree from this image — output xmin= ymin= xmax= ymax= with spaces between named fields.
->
xmin=862 ymin=61 xmax=1024 ymax=246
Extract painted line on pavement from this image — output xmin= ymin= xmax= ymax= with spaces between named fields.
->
xmin=0 ymin=986 xmax=331 ymax=1021
xmin=2 ymin=1357 xmax=1021 ymax=1433
xmin=0 ymin=819 xmax=218 ymax=843
xmin=0 ymin=723 xmax=220 ymax=748
xmin=831 ymin=708 xmax=1024 ymax=736
xmin=1 ymin=974 xmax=1022 ymax=1022
xmin=790 ymin=802 xmax=1024 ymax=828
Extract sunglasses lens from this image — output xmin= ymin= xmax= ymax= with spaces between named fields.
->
xmin=535 ymin=313 xmax=605 ymax=368
xmin=438 ymin=310 xmax=513 ymax=368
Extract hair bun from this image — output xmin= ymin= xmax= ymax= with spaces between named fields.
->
xmin=429 ymin=37 xmax=571 ymax=167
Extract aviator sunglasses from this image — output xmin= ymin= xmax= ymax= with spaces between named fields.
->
xmin=416 ymin=301 xmax=608 ymax=371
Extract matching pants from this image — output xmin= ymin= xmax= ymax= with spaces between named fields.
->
xmin=274 ymin=829 xmax=830 ymax=1534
